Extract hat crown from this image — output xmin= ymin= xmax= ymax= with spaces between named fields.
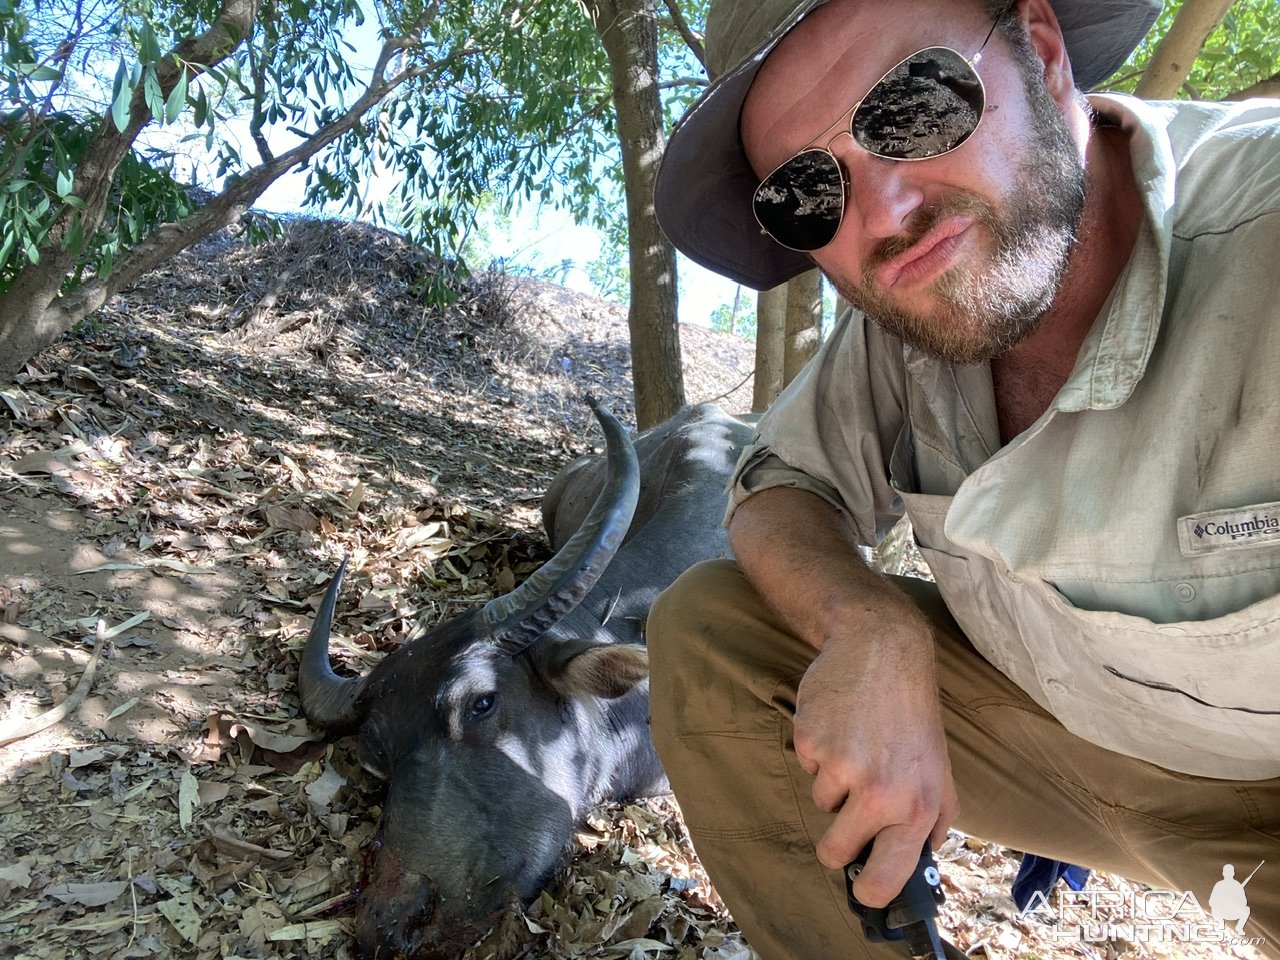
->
xmin=706 ymin=0 xmax=819 ymax=79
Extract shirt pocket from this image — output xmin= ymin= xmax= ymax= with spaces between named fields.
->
xmin=1009 ymin=578 xmax=1280 ymax=781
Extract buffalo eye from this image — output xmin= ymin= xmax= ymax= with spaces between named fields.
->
xmin=467 ymin=692 xmax=497 ymax=720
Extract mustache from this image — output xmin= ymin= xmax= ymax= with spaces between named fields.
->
xmin=867 ymin=194 xmax=997 ymax=269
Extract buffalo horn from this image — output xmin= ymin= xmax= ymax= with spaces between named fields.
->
xmin=298 ymin=557 xmax=370 ymax=732
xmin=481 ymin=398 xmax=639 ymax=655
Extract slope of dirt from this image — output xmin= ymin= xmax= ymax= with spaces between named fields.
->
xmin=0 ymin=219 xmax=1261 ymax=960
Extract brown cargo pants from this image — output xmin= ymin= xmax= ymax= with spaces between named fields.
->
xmin=647 ymin=559 xmax=1280 ymax=959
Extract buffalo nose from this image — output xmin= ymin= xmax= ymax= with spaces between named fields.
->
xmin=355 ymin=879 xmax=435 ymax=959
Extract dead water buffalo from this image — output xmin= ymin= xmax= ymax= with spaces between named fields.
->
xmin=299 ymin=401 xmax=751 ymax=958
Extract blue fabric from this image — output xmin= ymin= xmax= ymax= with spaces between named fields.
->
xmin=1011 ymin=855 xmax=1090 ymax=911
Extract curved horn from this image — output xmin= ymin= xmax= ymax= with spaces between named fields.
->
xmin=481 ymin=398 xmax=640 ymax=654
xmin=299 ymin=557 xmax=370 ymax=733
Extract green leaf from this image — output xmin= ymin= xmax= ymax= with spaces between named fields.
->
xmin=138 ymin=23 xmax=162 ymax=65
xmin=110 ymin=58 xmax=133 ymax=132
xmin=165 ymin=69 xmax=188 ymax=123
xmin=143 ymin=66 xmax=163 ymax=117
xmin=55 ymin=167 xmax=74 ymax=198
xmin=20 ymin=63 xmax=63 ymax=82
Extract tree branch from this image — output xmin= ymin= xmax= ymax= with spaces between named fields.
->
xmin=42 ymin=0 xmax=261 ymax=267
xmin=0 ymin=0 xmax=262 ymax=376
xmin=1220 ymin=70 xmax=1280 ymax=101
xmin=658 ymin=76 xmax=707 ymax=90
xmin=1132 ymin=0 xmax=1236 ymax=99
xmin=660 ymin=0 xmax=704 ymax=68
xmin=52 ymin=16 xmax=457 ymax=325
xmin=248 ymin=20 xmax=276 ymax=163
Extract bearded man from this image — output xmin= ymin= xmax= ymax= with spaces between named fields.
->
xmin=648 ymin=1 xmax=1280 ymax=956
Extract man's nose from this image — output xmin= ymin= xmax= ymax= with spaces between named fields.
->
xmin=830 ymin=138 xmax=923 ymax=242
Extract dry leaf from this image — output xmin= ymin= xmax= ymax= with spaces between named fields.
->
xmin=268 ymin=919 xmax=345 ymax=942
xmin=46 ymin=880 xmax=131 ymax=907
xmin=209 ymin=830 xmax=293 ymax=862
xmin=196 ymin=778 xmax=233 ymax=806
xmin=240 ymin=901 xmax=288 ymax=948
xmin=226 ymin=716 xmax=322 ymax=754
xmin=0 ymin=859 xmax=35 ymax=889
xmin=158 ymin=892 xmax=202 ymax=944
xmin=262 ymin=504 xmax=320 ymax=532
xmin=10 ymin=449 xmax=75 ymax=476
xmin=106 ymin=696 xmax=140 ymax=720
xmin=179 ymin=769 xmax=198 ymax=829
xmin=69 ymin=745 xmax=127 ymax=768
xmin=304 ymin=763 xmax=346 ymax=816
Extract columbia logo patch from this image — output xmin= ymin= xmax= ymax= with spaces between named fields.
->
xmin=1178 ymin=501 xmax=1280 ymax=557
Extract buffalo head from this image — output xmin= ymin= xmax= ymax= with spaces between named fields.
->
xmin=298 ymin=400 xmax=664 ymax=958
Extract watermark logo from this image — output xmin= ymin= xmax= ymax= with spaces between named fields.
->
xmin=1021 ymin=861 xmax=1267 ymax=949
xmin=1209 ymin=863 xmax=1255 ymax=935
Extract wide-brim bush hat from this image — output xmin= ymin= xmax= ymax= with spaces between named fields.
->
xmin=656 ymin=0 xmax=1162 ymax=290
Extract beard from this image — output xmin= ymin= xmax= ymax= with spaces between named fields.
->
xmin=831 ymin=74 xmax=1086 ymax=364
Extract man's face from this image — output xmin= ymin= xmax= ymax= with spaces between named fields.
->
xmin=741 ymin=0 xmax=1086 ymax=363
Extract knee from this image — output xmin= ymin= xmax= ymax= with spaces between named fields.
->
xmin=647 ymin=558 xmax=815 ymax=749
xmin=647 ymin=559 xmax=737 ymax=707
xmin=647 ymin=559 xmax=751 ymax=744
xmin=649 ymin=559 xmax=739 ymax=655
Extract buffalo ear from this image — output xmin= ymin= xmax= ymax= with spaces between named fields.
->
xmin=547 ymin=644 xmax=649 ymax=700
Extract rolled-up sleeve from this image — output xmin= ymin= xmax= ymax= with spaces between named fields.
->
xmin=724 ymin=309 xmax=910 ymax=548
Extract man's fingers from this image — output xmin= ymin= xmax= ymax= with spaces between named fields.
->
xmin=813 ymin=801 xmax=872 ymax=870
xmin=930 ymin=819 xmax=951 ymax=852
xmin=850 ymin=825 xmax=929 ymax=909
xmin=809 ymin=769 xmax=849 ymax=813
xmin=930 ymin=771 xmax=960 ymax=850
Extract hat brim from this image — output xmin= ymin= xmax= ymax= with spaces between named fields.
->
xmin=656 ymin=0 xmax=1162 ymax=291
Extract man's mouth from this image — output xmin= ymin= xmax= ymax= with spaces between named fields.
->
xmin=873 ymin=216 xmax=975 ymax=289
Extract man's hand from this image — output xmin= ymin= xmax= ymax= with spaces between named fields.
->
xmin=729 ymin=486 xmax=959 ymax=909
xmin=795 ymin=623 xmax=958 ymax=908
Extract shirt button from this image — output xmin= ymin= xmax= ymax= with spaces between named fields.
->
xmin=1174 ymin=582 xmax=1196 ymax=603
xmin=1045 ymin=678 xmax=1069 ymax=695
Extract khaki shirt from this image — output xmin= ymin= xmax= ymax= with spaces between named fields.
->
xmin=728 ymin=95 xmax=1280 ymax=780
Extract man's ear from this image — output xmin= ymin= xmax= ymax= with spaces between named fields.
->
xmin=1018 ymin=0 xmax=1076 ymax=101
xmin=540 ymin=642 xmax=650 ymax=700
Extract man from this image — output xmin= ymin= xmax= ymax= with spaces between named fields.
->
xmin=648 ymin=0 xmax=1280 ymax=957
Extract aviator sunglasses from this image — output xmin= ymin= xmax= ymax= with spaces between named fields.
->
xmin=751 ymin=12 xmax=1004 ymax=252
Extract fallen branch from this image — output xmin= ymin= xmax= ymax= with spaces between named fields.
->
xmin=0 ymin=622 xmax=106 ymax=748
xmin=230 ymin=222 xmax=328 ymax=333
xmin=705 ymin=367 xmax=753 ymax=407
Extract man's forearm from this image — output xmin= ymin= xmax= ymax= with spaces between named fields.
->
xmin=728 ymin=485 xmax=930 ymax=652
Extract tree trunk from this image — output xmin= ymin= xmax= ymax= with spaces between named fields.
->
xmin=783 ymin=268 xmax=821 ymax=385
xmin=1133 ymin=0 xmax=1237 ymax=99
xmin=588 ymin=0 xmax=684 ymax=430
xmin=752 ymin=283 xmax=787 ymax=412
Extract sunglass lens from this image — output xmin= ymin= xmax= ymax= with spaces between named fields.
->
xmin=853 ymin=47 xmax=984 ymax=160
xmin=753 ymin=149 xmax=845 ymax=251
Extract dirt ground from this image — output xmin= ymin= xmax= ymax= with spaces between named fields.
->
xmin=0 ymin=220 xmax=1262 ymax=960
